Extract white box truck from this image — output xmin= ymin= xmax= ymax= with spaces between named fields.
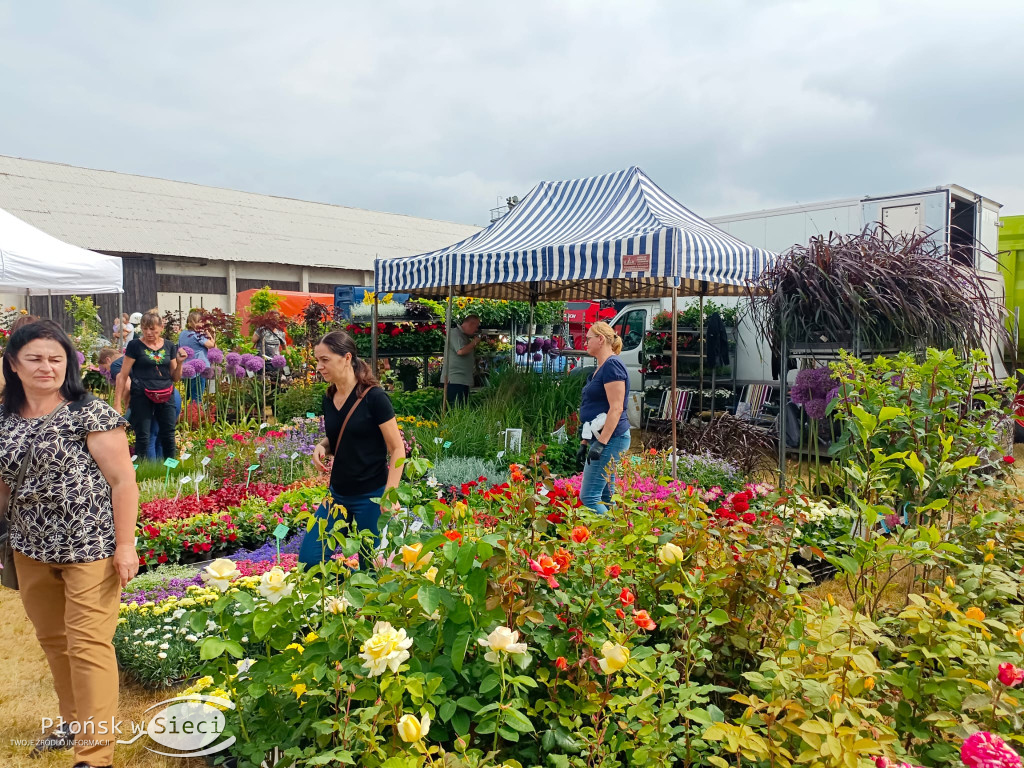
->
xmin=598 ymin=184 xmax=1007 ymax=394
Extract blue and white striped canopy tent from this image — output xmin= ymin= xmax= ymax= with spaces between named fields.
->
xmin=375 ymin=166 xmax=775 ymax=300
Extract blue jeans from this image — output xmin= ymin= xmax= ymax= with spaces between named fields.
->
xmin=184 ymin=377 xmax=206 ymax=403
xmin=298 ymin=485 xmax=386 ymax=567
xmin=579 ymin=432 xmax=631 ymax=514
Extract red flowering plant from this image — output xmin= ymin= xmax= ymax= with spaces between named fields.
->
xmin=343 ymin=321 xmax=444 ymax=356
xmin=140 ymin=481 xmax=287 ymax=523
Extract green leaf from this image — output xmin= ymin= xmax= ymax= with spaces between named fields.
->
xmin=953 ymin=456 xmax=979 ymax=470
xmin=439 ymin=700 xmax=457 ymax=722
xmin=878 ymin=406 xmax=902 ymax=422
xmin=222 ymin=640 xmax=245 ymax=659
xmin=451 ymin=710 xmax=470 ymax=736
xmin=479 ymin=674 xmax=501 ymax=695
xmin=456 ymin=696 xmax=481 ymax=712
xmin=905 ymin=452 xmax=926 ymax=477
xmin=451 ymin=631 xmax=471 ymax=674
xmin=234 ymin=591 xmax=256 ymax=613
xmin=706 ymin=609 xmax=730 ymax=626
xmin=199 ymin=637 xmax=226 ymax=660
xmin=417 ymin=585 xmax=442 ymax=616
xmin=252 ymin=610 xmax=275 ymax=640
xmin=455 ymin=541 xmax=477 ymax=575
xmin=504 ymin=708 xmax=534 ymax=733
xmin=465 ymin=568 xmax=488 ymax=604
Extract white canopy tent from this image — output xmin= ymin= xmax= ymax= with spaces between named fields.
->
xmin=0 ymin=207 xmax=123 ymax=296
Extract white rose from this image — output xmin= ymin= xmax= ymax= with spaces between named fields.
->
xmin=201 ymin=558 xmax=241 ymax=592
xmin=477 ymin=626 xmax=528 ymax=663
xmin=258 ymin=567 xmax=294 ymax=605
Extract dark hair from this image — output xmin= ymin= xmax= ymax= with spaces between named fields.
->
xmin=1 ymin=319 xmax=87 ymax=415
xmin=315 ymin=330 xmax=378 ymax=397
xmin=140 ymin=311 xmax=163 ymax=330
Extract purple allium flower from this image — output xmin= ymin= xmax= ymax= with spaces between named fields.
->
xmin=529 ymin=338 xmax=542 ymax=353
xmin=825 ymin=386 xmax=839 ymax=403
xmin=270 ymin=354 xmax=287 ymax=370
xmin=790 ymin=366 xmax=835 ymax=406
xmin=540 ymin=339 xmax=552 ymax=352
xmin=207 ymin=347 xmax=224 ymax=364
xmin=191 ymin=357 xmax=209 ymax=373
xmin=532 ymin=352 xmax=543 ymax=362
xmin=75 ymin=350 xmax=85 ymax=365
xmin=180 ymin=360 xmax=199 ymax=379
xmin=804 ymin=398 xmax=828 ymax=420
xmin=201 ymin=366 xmax=217 ymax=380
xmin=225 ymin=352 xmax=242 ymax=367
xmin=515 ymin=342 xmax=527 ymax=355
xmin=181 ymin=346 xmax=194 ymax=359
xmin=241 ymin=354 xmax=264 ymax=372
xmin=232 ymin=365 xmax=246 ymax=379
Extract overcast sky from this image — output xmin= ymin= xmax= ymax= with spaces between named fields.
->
xmin=1 ymin=1 xmax=1022 ymax=228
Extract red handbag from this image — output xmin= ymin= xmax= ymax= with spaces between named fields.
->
xmin=144 ymin=386 xmax=175 ymax=404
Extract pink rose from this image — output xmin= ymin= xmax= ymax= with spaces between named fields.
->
xmin=962 ymin=731 xmax=1022 ymax=768
xmin=998 ymin=663 xmax=1024 ymax=688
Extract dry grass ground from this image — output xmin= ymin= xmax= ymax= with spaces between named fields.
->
xmin=2 ymin=442 xmax=1021 ymax=767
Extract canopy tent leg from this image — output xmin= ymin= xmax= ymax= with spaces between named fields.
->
xmin=371 ymin=293 xmax=379 ymax=381
xmin=117 ymin=292 xmax=124 ymax=351
xmin=441 ymin=282 xmax=454 ymax=415
xmin=47 ymin=290 xmax=52 ymax=320
xmin=698 ymin=290 xmax=705 ymax=416
xmin=670 ymin=280 xmax=678 ymax=481
xmin=528 ymin=302 xmax=535 ymax=373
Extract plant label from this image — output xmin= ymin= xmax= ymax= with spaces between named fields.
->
xmin=290 ymin=452 xmax=300 ymax=460
xmin=443 ymin=441 xmax=452 ymax=449
xmin=256 ymin=447 xmax=265 ymax=454
xmin=631 ymin=455 xmax=642 ymax=465
xmin=248 ymin=464 xmax=260 ymax=472
xmin=306 ymin=412 xmax=316 ymax=419
xmin=132 ymin=463 xmax=139 ymax=471
xmin=260 ymin=422 xmax=269 ymax=430
xmin=504 ymin=428 xmax=523 ymax=453
xmin=163 ymin=458 xmax=180 ymax=469
xmin=193 ymin=473 xmax=205 ymax=484
xmin=201 ymin=457 xmax=212 ymax=466
xmin=538 ymin=487 xmax=549 ymax=496
xmin=273 ymin=524 xmax=289 ymax=540
xmin=180 ymin=452 xmax=192 ymax=462
xmin=179 ymin=475 xmax=191 ymax=484
xmin=130 ymin=454 xmax=138 ymax=463
xmin=496 ymin=451 xmax=505 ymax=461
xmin=228 ymin=453 xmax=234 ymax=458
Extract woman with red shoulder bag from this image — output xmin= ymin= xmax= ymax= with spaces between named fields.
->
xmin=113 ymin=311 xmax=186 ymax=460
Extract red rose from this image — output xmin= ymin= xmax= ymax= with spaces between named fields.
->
xmin=1003 ymin=456 xmax=1016 ymax=465
xmin=732 ymin=500 xmax=750 ymax=513
xmin=742 ymin=512 xmax=756 ymax=524
xmin=444 ymin=530 xmax=462 ymax=543
xmin=999 ymin=662 xmax=1024 ymax=687
xmin=615 ymin=608 xmax=625 ymax=619
xmin=618 ymin=588 xmax=635 ymax=607
xmin=633 ymin=610 xmax=657 ymax=631
xmin=570 ymin=526 xmax=590 ymax=544
xmin=605 ymin=564 xmax=621 ymax=579
xmin=157 ymin=553 xmax=168 ymax=564
xmin=555 ymin=656 xmax=568 ymax=671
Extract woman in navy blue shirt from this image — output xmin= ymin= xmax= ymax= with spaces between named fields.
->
xmin=578 ymin=322 xmax=631 ymax=513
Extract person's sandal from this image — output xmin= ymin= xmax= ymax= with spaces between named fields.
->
xmin=27 ymin=722 xmax=74 ymax=757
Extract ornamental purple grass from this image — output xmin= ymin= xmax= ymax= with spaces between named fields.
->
xmin=207 ymin=347 xmax=224 ymax=364
xmin=270 ymin=354 xmax=287 ymax=370
xmin=241 ymin=354 xmax=265 ymax=372
xmin=225 ymin=352 xmax=242 ymax=367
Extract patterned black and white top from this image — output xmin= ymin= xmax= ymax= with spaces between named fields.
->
xmin=0 ymin=397 xmax=127 ymax=563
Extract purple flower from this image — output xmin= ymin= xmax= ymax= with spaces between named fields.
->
xmin=181 ymin=346 xmax=195 ymax=359
xmin=191 ymin=357 xmax=209 ymax=373
xmin=201 ymin=366 xmax=217 ymax=380
xmin=540 ymin=339 xmax=552 ymax=352
xmin=270 ymin=354 xmax=287 ymax=370
xmin=75 ymin=350 xmax=85 ymax=365
xmin=225 ymin=352 xmax=242 ymax=367
xmin=231 ymin=365 xmax=246 ymax=379
xmin=241 ymin=354 xmax=265 ymax=372
xmin=529 ymin=338 xmax=542 ymax=353
xmin=180 ymin=361 xmax=199 ymax=379
xmin=825 ymin=386 xmax=839 ymax=403
xmin=515 ymin=342 xmax=527 ymax=355
xmin=790 ymin=367 xmax=835 ymax=406
xmin=804 ymin=398 xmax=828 ymax=420
xmin=207 ymin=347 xmax=224 ymax=364
xmin=532 ymin=352 xmax=543 ymax=362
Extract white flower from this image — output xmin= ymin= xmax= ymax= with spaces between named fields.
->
xmin=158 ymin=652 xmax=168 ymax=659
xmin=258 ymin=567 xmax=294 ymax=604
xmin=201 ymin=558 xmax=241 ymax=592
xmin=325 ymin=596 xmax=351 ymax=615
xmin=144 ymin=640 xmax=156 ymax=647
xmin=426 ymin=476 xmax=439 ymax=488
xmin=236 ymin=658 xmax=256 ymax=675
xmin=240 ymin=636 xmax=249 ymax=643
xmin=172 ymin=608 xmax=186 ymax=619
xmin=133 ymin=629 xmax=142 ymax=636
xmin=359 ymin=621 xmax=413 ymax=677
xmin=162 ymin=633 xmax=172 ymax=639
xmin=159 ymin=643 xmax=169 ymax=650
xmin=185 ymin=634 xmax=198 ymax=642
xmin=477 ymin=626 xmax=528 ymax=663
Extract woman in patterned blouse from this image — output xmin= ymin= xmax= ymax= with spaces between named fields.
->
xmin=0 ymin=320 xmax=138 ymax=768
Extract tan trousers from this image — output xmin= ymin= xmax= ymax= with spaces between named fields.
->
xmin=15 ymin=552 xmax=120 ymax=767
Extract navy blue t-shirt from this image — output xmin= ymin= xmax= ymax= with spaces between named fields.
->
xmin=580 ymin=356 xmax=630 ymax=439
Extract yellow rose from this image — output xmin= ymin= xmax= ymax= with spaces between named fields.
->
xmin=201 ymin=558 xmax=241 ymax=592
xmin=966 ymin=607 xmax=986 ymax=622
xmin=359 ymin=621 xmax=413 ymax=677
xmin=401 ymin=543 xmax=433 ymax=570
xmin=864 ymin=676 xmax=875 ymax=691
xmin=258 ymin=567 xmax=294 ymax=604
xmin=598 ymin=641 xmax=630 ymax=674
xmin=658 ymin=542 xmax=684 ymax=566
xmin=396 ymin=712 xmax=430 ymax=743
xmin=424 ymin=567 xmax=438 ymax=583
xmin=325 ymin=596 xmax=351 ymax=615
xmin=477 ymin=626 xmax=529 ymax=663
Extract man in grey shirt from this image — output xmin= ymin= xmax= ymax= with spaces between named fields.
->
xmin=442 ymin=314 xmax=480 ymax=406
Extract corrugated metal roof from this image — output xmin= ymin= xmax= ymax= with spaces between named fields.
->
xmin=0 ymin=155 xmax=481 ymax=271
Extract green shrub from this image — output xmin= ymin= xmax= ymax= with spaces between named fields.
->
xmin=428 ymin=456 xmax=509 ymax=488
xmin=389 ymin=388 xmax=443 ymax=418
xmin=276 ymin=382 xmax=329 ymax=423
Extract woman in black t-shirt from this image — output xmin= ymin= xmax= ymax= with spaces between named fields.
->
xmin=298 ymin=330 xmax=406 ymax=567
xmin=114 ymin=311 xmax=186 ymax=459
